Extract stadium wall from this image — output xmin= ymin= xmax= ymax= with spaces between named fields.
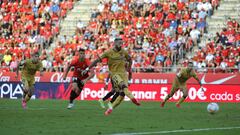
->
xmin=0 ymin=72 xmax=240 ymax=102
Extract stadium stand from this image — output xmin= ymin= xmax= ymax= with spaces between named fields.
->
xmin=0 ymin=0 xmax=74 ymax=71
xmin=0 ymin=0 xmax=239 ymax=73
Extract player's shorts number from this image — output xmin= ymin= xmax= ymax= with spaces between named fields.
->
xmin=112 ymin=75 xmax=121 ymax=86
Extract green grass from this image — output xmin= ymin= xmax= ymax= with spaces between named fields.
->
xmin=0 ymin=99 xmax=239 ymax=135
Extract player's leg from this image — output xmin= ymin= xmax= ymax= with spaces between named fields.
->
xmin=107 ymin=75 xmax=123 ymax=109
xmin=122 ymin=86 xmax=140 ymax=106
xmin=25 ymin=85 xmax=34 ymax=102
xmin=161 ymin=78 xmax=180 ymax=107
xmin=105 ymin=92 xmax=124 ymax=116
xmin=110 ymin=81 xmax=140 ymax=106
xmin=106 ymin=91 xmax=120 ymax=109
xmin=21 ymin=78 xmax=28 ymax=100
xmin=161 ymin=85 xmax=178 ymax=107
xmin=105 ymin=90 xmax=121 ymax=115
xmin=98 ymin=89 xmax=115 ymax=108
xmin=176 ymin=87 xmax=188 ymax=108
xmin=102 ymin=81 xmax=116 ymax=102
xmin=22 ymin=84 xmax=29 ymax=109
xmin=102 ymin=90 xmax=115 ymax=101
xmin=112 ymin=92 xmax=124 ymax=108
xmin=118 ymin=74 xmax=140 ymax=106
xmin=21 ymin=78 xmax=33 ymax=108
xmin=110 ymin=91 xmax=120 ymax=103
xmin=105 ymin=74 xmax=140 ymax=115
xmin=22 ymin=85 xmax=28 ymax=100
xmin=67 ymin=85 xmax=79 ymax=109
xmin=26 ymin=77 xmax=35 ymax=102
xmin=67 ymin=79 xmax=82 ymax=109
xmin=23 ymin=86 xmax=34 ymax=108
xmin=105 ymin=75 xmax=123 ymax=115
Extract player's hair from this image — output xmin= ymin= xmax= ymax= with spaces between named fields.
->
xmin=78 ymin=48 xmax=85 ymax=52
xmin=188 ymin=61 xmax=193 ymax=65
xmin=114 ymin=37 xmax=123 ymax=42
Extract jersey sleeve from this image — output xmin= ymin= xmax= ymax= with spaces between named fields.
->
xmin=100 ymin=50 xmax=110 ymax=60
xmin=191 ymin=70 xmax=199 ymax=81
xmin=70 ymin=58 xmax=77 ymax=67
xmin=85 ymin=59 xmax=91 ymax=66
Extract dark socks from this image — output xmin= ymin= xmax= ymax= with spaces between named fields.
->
xmin=110 ymin=92 xmax=121 ymax=103
xmin=102 ymin=91 xmax=114 ymax=101
xmin=70 ymin=91 xmax=78 ymax=103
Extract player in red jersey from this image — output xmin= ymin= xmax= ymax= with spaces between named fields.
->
xmin=63 ymin=49 xmax=94 ymax=109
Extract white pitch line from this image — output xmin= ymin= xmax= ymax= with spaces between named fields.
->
xmin=0 ymin=106 xmax=49 ymax=110
xmin=111 ymin=126 xmax=240 ymax=135
xmin=26 ymin=107 xmax=49 ymax=110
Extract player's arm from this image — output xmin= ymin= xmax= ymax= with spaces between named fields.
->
xmin=191 ymin=70 xmax=202 ymax=86
xmin=192 ymin=72 xmax=204 ymax=91
xmin=81 ymin=58 xmax=101 ymax=75
xmin=82 ymin=68 xmax=95 ymax=84
xmin=126 ymin=54 xmax=133 ymax=80
xmin=82 ymin=52 xmax=108 ymax=75
xmin=63 ymin=64 xmax=71 ymax=80
xmin=15 ymin=60 xmax=25 ymax=79
xmin=88 ymin=57 xmax=101 ymax=70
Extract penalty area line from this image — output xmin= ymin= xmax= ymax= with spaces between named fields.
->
xmin=111 ymin=126 xmax=240 ymax=135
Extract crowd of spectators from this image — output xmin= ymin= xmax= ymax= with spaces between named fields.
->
xmin=191 ymin=17 xmax=240 ymax=73
xmin=58 ymin=0 xmax=223 ymax=73
xmin=0 ymin=0 xmax=239 ymax=73
xmin=0 ymin=0 xmax=74 ymax=71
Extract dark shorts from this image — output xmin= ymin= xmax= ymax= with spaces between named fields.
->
xmin=72 ymin=77 xmax=84 ymax=90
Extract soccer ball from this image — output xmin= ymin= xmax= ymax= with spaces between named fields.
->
xmin=207 ymin=103 xmax=219 ymax=114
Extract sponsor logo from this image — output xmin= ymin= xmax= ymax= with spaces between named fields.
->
xmin=50 ymin=73 xmax=71 ymax=83
xmin=0 ymin=72 xmax=10 ymax=82
xmin=201 ymin=74 xmax=236 ymax=84
xmin=210 ymin=92 xmax=234 ymax=101
xmin=132 ymin=79 xmax=168 ymax=84
xmin=80 ymin=87 xmax=108 ymax=100
xmin=0 ymin=83 xmax=23 ymax=99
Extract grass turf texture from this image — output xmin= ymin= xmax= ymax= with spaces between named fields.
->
xmin=0 ymin=99 xmax=239 ymax=135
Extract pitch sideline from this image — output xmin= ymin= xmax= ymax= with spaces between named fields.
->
xmin=111 ymin=126 xmax=240 ymax=135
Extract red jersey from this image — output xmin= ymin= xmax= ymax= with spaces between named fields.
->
xmin=70 ymin=57 xmax=90 ymax=80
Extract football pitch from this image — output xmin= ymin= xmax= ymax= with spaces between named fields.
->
xmin=0 ymin=99 xmax=239 ymax=135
